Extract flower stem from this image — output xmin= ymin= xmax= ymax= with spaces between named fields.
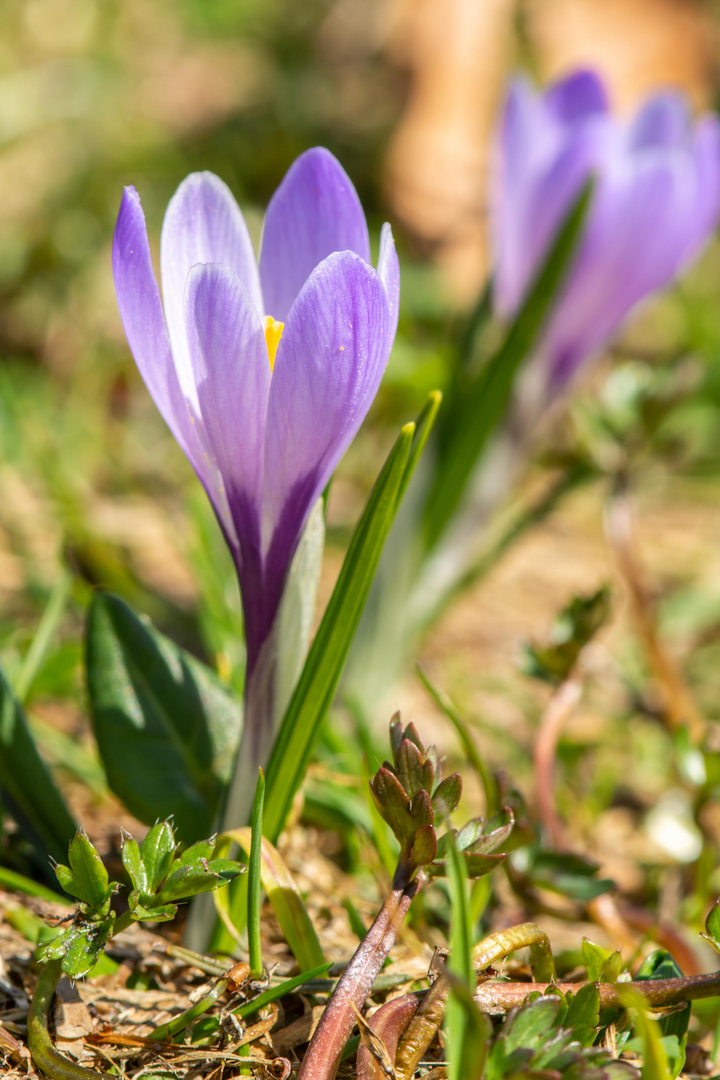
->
xmin=297 ymin=877 xmax=420 ymax=1080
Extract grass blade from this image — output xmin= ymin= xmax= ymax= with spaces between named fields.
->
xmin=247 ymin=769 xmax=265 ymax=976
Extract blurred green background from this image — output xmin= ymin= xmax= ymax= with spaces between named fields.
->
xmin=5 ymin=0 xmax=720 ymax=898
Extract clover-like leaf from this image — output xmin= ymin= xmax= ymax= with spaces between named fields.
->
xmin=55 ymin=833 xmax=112 ymax=912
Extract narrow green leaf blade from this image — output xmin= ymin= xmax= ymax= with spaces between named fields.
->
xmin=264 ymin=395 xmax=440 ymax=842
xmin=86 ymin=593 xmax=243 ymax=843
xmin=424 ymin=181 xmax=593 ymax=550
xmin=0 ymin=664 xmax=77 ymax=865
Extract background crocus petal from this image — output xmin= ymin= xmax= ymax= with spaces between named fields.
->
xmin=377 ymin=223 xmax=400 ymax=344
xmin=543 ymin=159 xmax=693 ymax=389
xmin=161 ymin=171 xmax=263 ymax=409
xmin=112 ymin=186 xmax=240 ymax=556
xmin=684 ymin=115 xmax=720 ymax=257
xmin=258 ymin=147 xmax=371 ymax=322
xmin=544 ymin=69 xmax=608 ymax=123
xmin=629 ymin=92 xmax=689 ymax=150
xmin=493 ymin=79 xmax=604 ymax=315
xmin=262 ymin=250 xmax=389 ymax=568
xmin=184 ymin=262 xmax=270 ymax=561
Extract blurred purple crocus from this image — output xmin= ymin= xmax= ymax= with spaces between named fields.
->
xmin=113 ymin=148 xmax=399 ymax=759
xmin=492 ymin=70 xmax=720 ymax=392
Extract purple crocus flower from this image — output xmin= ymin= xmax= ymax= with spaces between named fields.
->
xmin=112 ymin=148 xmax=399 ymax=760
xmin=492 ymin=70 xmax=720 ymax=393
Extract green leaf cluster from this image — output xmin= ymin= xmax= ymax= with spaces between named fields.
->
xmin=369 ymin=713 xmax=512 ymax=883
xmin=37 ymin=823 xmax=244 ymax=978
xmin=485 ymin=993 xmax=636 ymax=1080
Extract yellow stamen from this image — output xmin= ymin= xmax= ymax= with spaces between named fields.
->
xmin=264 ymin=315 xmax=284 ymax=371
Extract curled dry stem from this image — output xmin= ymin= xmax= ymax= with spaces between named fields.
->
xmin=394 ymin=922 xmax=554 ymax=1080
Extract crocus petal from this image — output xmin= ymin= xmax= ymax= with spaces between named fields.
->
xmin=184 ymin=263 xmax=271 ymax=567
xmin=683 ymin=115 xmax=720 ymax=258
xmin=629 ymin=92 xmax=689 ymax=150
xmin=112 ymin=186 xmax=240 ymax=555
xmin=259 ymin=147 xmax=371 ymax=322
xmin=377 ymin=223 xmax=400 ymax=344
xmin=543 ymin=158 xmax=693 ymax=388
xmin=161 ymin=172 xmax=263 ymax=409
xmin=262 ymin=250 xmax=390 ymax=578
xmin=545 ymin=69 xmax=608 ymax=124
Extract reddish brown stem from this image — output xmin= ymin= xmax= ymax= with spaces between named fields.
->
xmin=298 ymin=878 xmax=420 ymax=1080
xmin=474 ymin=970 xmax=720 ymax=1013
xmin=356 ymin=994 xmax=422 ymax=1080
xmin=534 ymin=676 xmax=582 ymax=847
xmin=605 ymin=488 xmax=704 ymax=742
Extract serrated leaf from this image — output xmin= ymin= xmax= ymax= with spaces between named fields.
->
xmin=56 ymin=833 xmax=111 ymax=909
xmin=263 ymin=395 xmax=441 ymax=842
xmin=86 ymin=593 xmax=243 ymax=844
xmin=0 ymin=663 xmax=77 ymax=866
xmin=140 ymin=822 xmax=175 ymax=892
xmin=120 ymin=835 xmax=147 ymax=892
xmin=432 ymin=773 xmax=462 ymax=819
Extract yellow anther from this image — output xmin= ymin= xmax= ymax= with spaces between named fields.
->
xmin=264 ymin=316 xmax=284 ymax=370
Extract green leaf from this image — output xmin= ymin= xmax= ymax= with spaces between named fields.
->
xmin=636 ymin=951 xmax=690 ymax=1042
xmin=55 ymin=833 xmax=111 ymax=910
xmin=432 ymin=773 xmax=462 ymax=819
xmin=424 ymin=181 xmax=593 ymax=551
xmin=173 ymin=838 xmax=216 ymax=869
xmin=155 ymin=861 xmax=243 ymax=903
xmin=0 ymin=663 xmax=77 ymax=865
xmin=247 ymin=769 xmax=265 ymax=976
xmin=120 ymin=834 xmax=147 ymax=892
xmin=221 ymin=827 xmax=324 ymax=972
xmin=445 ymin=833 xmax=476 ymax=1080
xmin=140 ymin=822 xmax=176 ymax=892
xmin=129 ymin=895 xmax=177 ymax=922
xmin=264 ymin=393 xmax=441 ymax=842
xmin=581 ymin=938 xmax=618 ymax=982
xmin=564 ymin=983 xmax=600 ymax=1047
xmin=503 ymin=997 xmax=562 ymax=1053
xmin=86 ymin=593 xmax=243 ymax=843
xmin=39 ymin=916 xmax=116 ymax=979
